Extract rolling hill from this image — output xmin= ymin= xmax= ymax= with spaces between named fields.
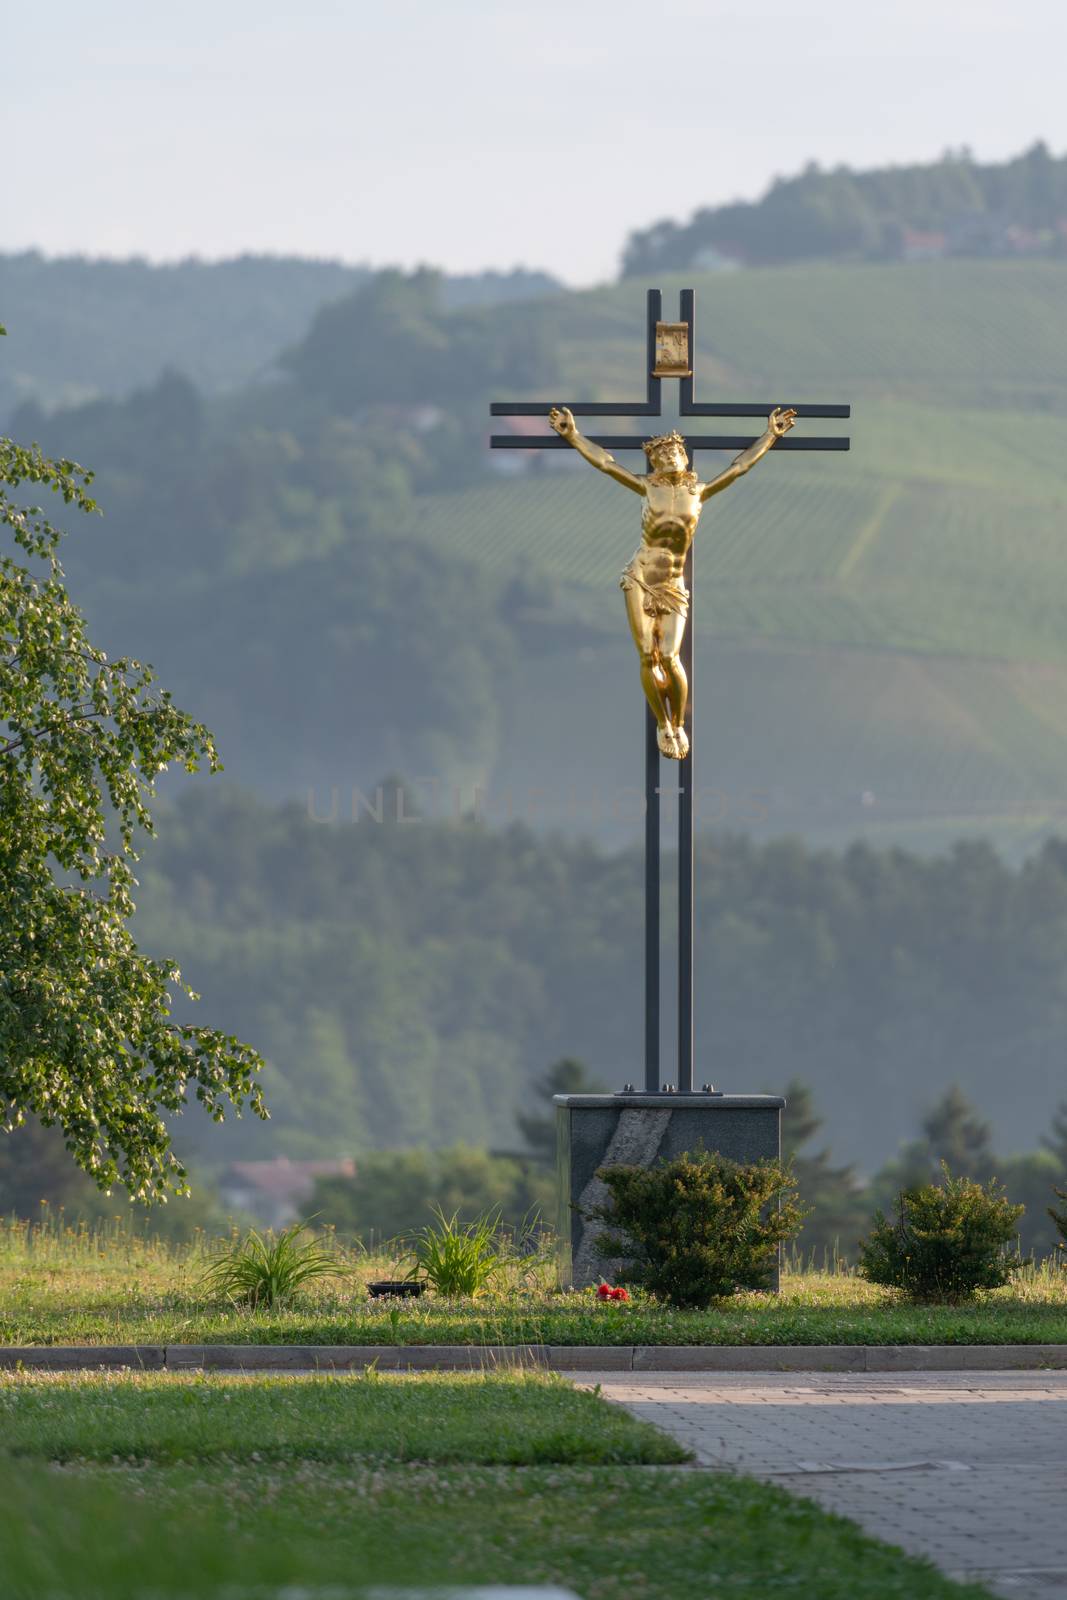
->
xmin=8 ymin=254 xmax=1067 ymax=854
xmin=391 ymin=262 xmax=1067 ymax=849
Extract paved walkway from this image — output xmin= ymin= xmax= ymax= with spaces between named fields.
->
xmin=574 ymin=1370 xmax=1067 ymax=1599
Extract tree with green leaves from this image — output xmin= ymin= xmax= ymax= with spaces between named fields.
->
xmin=0 ymin=351 xmax=266 ymax=1200
xmin=312 ymin=1144 xmax=554 ymax=1242
xmin=0 ymin=1120 xmax=98 ymax=1218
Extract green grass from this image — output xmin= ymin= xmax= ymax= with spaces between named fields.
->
xmin=0 ymin=1359 xmax=996 ymax=1599
xmin=0 ymin=1211 xmax=1008 ymax=1598
xmin=1 ymin=1455 xmax=996 ymax=1600
xmin=2 ymin=1216 xmax=1065 ymax=1347
xmin=0 ymin=1368 xmax=684 ymax=1466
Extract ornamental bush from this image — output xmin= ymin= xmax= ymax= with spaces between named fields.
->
xmin=588 ymin=1151 xmax=804 ymax=1309
xmin=858 ymin=1166 xmax=1023 ymax=1301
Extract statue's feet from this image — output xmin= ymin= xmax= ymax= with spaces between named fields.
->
xmin=657 ymin=722 xmax=681 ymax=760
xmin=674 ymin=725 xmax=689 ymax=760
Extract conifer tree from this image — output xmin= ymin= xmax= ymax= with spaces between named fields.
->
xmin=780 ymin=1079 xmax=867 ymax=1259
xmin=516 ymin=1058 xmax=606 ymax=1164
xmin=1042 ymin=1101 xmax=1067 ymax=1174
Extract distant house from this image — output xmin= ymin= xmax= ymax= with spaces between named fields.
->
xmin=486 ymin=413 xmax=580 ymax=477
xmin=1004 ymin=223 xmax=1049 ymax=255
xmin=901 ymin=228 xmax=948 ymax=263
xmin=690 ymin=244 xmax=743 ymax=273
xmin=353 ymin=402 xmax=443 ymax=434
xmin=218 ymin=1157 xmax=355 ymax=1229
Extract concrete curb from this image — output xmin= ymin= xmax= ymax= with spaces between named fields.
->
xmin=2 ymin=1343 xmax=1067 ymax=1372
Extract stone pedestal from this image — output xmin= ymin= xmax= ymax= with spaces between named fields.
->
xmin=554 ymin=1092 xmax=785 ymax=1290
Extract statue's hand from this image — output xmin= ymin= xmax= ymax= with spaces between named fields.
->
xmin=768 ymin=406 xmax=798 ymax=438
xmin=549 ymin=405 xmax=577 ymax=440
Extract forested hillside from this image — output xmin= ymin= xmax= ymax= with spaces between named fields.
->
xmin=623 ymin=141 xmax=1067 ymax=274
xmin=136 ymin=789 xmax=1067 ymax=1176
xmin=0 ymin=253 xmax=558 ymax=422
xmin=5 ymin=176 xmax=1067 ymax=1202
xmin=14 ymin=256 xmax=1067 ymax=852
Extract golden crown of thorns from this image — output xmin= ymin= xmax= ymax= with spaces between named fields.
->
xmin=642 ymin=430 xmax=688 ymax=462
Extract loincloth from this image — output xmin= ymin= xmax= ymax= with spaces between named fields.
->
xmin=620 ymin=553 xmax=689 ymax=619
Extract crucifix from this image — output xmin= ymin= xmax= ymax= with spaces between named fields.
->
xmin=491 ymin=288 xmax=850 ymax=1095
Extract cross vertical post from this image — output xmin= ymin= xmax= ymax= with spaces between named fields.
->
xmin=490 ymin=290 xmax=850 ymax=1093
xmin=678 ymin=543 xmax=695 ymax=1092
xmin=644 ymin=703 xmax=660 ymax=1092
xmin=677 ymin=286 xmax=697 ymax=1093
xmin=644 ymin=290 xmax=662 ymax=1093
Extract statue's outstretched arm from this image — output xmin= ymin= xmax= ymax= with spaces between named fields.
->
xmin=701 ymin=407 xmax=798 ymax=502
xmin=548 ymin=407 xmax=645 ymax=495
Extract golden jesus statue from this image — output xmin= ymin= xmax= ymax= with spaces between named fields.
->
xmin=548 ymin=405 xmax=798 ymax=759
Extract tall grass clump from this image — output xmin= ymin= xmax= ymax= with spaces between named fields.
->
xmin=201 ymin=1220 xmax=342 ymax=1308
xmin=406 ymin=1208 xmax=511 ymax=1298
xmin=0 ymin=1204 xmax=209 ymax=1271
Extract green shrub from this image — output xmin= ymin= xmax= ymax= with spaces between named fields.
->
xmin=201 ymin=1220 xmax=341 ymax=1308
xmin=859 ymin=1168 xmax=1023 ymax=1301
xmin=406 ymin=1207 xmax=510 ymax=1298
xmin=1049 ymin=1185 xmax=1067 ymax=1252
xmin=589 ymin=1152 xmax=804 ymax=1309
xmin=313 ymin=1145 xmax=553 ymax=1243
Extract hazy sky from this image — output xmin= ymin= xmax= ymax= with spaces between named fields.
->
xmin=7 ymin=0 xmax=1067 ymax=285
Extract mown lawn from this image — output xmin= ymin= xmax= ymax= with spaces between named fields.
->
xmin=2 ymin=1220 xmax=1065 ymax=1346
xmin=0 ymin=1368 xmax=683 ymax=1465
xmin=0 ymin=1369 xmax=996 ymax=1600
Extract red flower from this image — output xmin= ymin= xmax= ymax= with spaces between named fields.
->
xmin=597 ymin=1283 xmax=629 ymax=1302
xmin=610 ymin=1287 xmax=630 ymax=1301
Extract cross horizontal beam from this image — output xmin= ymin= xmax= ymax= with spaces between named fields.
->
xmin=491 ymin=401 xmax=850 ymax=418
xmin=490 ymin=433 xmax=850 ymax=451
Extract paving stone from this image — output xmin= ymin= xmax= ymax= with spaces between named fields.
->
xmin=572 ymin=1369 xmax=1067 ymax=1600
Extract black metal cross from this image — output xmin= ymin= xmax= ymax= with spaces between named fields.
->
xmin=490 ymin=288 xmax=850 ymax=1095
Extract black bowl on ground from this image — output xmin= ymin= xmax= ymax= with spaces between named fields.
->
xmin=367 ymin=1280 xmax=426 ymax=1298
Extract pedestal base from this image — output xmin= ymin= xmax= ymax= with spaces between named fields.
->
xmin=554 ymin=1093 xmax=785 ymax=1290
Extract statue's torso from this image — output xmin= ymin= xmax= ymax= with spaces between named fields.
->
xmin=639 ymin=478 xmax=704 ymax=579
